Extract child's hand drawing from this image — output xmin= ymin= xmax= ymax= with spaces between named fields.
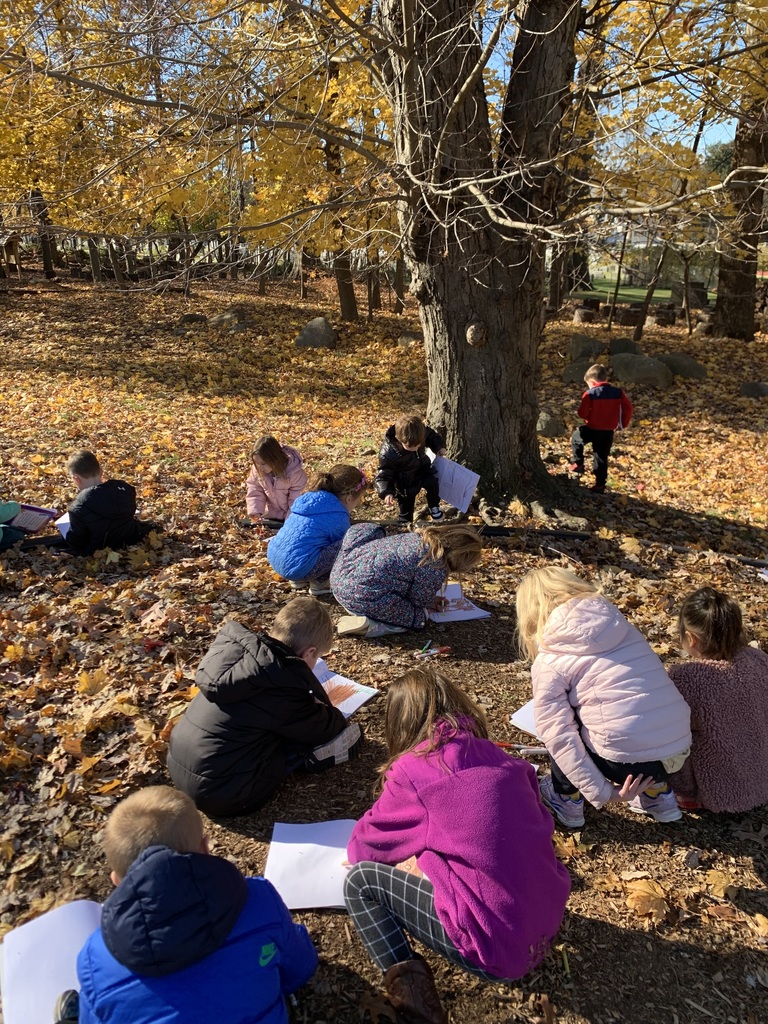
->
xmin=430 ymin=596 xmax=449 ymax=612
xmin=325 ymin=681 xmax=358 ymax=707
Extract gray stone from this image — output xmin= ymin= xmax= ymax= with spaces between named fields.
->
xmin=569 ymin=334 xmax=604 ymax=361
xmin=209 ymin=305 xmax=248 ymax=327
xmin=398 ymin=330 xmax=422 ymax=348
xmin=573 ymin=307 xmax=595 ymax=325
xmin=227 ymin=321 xmax=253 ymax=334
xmin=611 ymin=353 xmax=674 ymax=388
xmin=177 ymin=312 xmax=207 ymax=325
xmin=295 ymin=316 xmax=338 ymax=349
xmin=657 ymin=353 xmax=708 ymax=379
xmin=614 ymin=308 xmax=643 ymax=326
xmin=537 ymin=409 xmax=567 ymax=438
xmin=609 ymin=336 xmax=642 ymax=355
xmin=694 ymin=321 xmax=713 ymax=336
xmin=739 ymin=381 xmax=768 ymax=398
xmin=562 ymin=357 xmax=595 ymax=384
xmin=645 ymin=309 xmax=676 ymax=327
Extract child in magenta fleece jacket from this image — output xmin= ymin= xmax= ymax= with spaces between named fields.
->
xmin=668 ymin=586 xmax=768 ymax=813
xmin=344 ymin=668 xmax=570 ymax=1024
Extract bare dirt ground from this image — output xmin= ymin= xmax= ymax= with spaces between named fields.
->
xmin=1 ymin=274 xmax=767 ymax=1024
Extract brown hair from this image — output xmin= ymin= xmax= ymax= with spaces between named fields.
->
xmin=515 ymin=566 xmax=599 ymax=661
xmin=585 ymin=363 xmax=609 ymax=384
xmin=271 ymin=596 xmax=334 ymax=655
xmin=419 ymin=524 xmax=482 ymax=573
xmin=251 ymin=436 xmax=289 ymax=476
xmin=394 ymin=414 xmax=426 ymax=448
xmin=103 ymin=786 xmax=204 ymax=879
xmin=66 ymin=449 xmax=101 ymax=478
xmin=307 ymin=464 xmax=368 ymax=499
xmin=377 ymin=668 xmax=488 ymax=791
xmin=678 ymin=587 xmax=746 ymax=661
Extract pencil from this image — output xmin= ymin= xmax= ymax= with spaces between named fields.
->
xmin=419 ymin=639 xmax=432 ymax=653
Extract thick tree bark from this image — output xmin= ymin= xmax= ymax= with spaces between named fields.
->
xmin=713 ymin=105 xmax=768 ymax=342
xmin=333 ymin=251 xmax=358 ymax=320
xmin=393 ymin=252 xmax=405 ymax=314
xmin=376 ymin=0 xmax=580 ymax=497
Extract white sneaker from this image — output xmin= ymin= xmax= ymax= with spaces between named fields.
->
xmin=306 ymin=723 xmax=363 ymax=770
xmin=289 ymin=579 xmax=308 ymax=591
xmin=628 ymin=787 xmax=682 ymax=823
xmin=309 ymin=578 xmax=333 ymax=596
xmin=337 ymin=616 xmax=406 ymax=638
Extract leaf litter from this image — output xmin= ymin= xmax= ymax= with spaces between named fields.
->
xmin=0 ymin=279 xmax=767 ymax=1023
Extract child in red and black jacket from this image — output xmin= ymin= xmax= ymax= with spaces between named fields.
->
xmin=568 ymin=364 xmax=633 ymax=493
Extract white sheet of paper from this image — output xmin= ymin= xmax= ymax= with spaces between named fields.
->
xmin=427 ymin=453 xmax=480 ymax=513
xmin=509 ymin=699 xmax=541 ymax=739
xmin=263 ymin=820 xmax=356 ymax=909
xmin=313 ymin=659 xmax=379 ymax=718
xmin=0 ymin=899 xmax=101 ymax=1024
xmin=428 ymin=582 xmax=490 ymax=623
xmin=56 ymin=512 xmax=70 ymax=538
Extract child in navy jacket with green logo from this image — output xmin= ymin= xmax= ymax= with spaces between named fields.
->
xmin=65 ymin=787 xmax=317 ymax=1024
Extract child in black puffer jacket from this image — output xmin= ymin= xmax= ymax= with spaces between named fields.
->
xmin=375 ymin=413 xmax=446 ymax=523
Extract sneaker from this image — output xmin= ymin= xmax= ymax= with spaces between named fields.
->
xmin=337 ymin=615 xmax=373 ymax=636
xmin=567 ymin=462 xmax=584 ymax=475
xmin=54 ymin=990 xmax=80 ymax=1024
xmin=0 ymin=501 xmax=21 ymax=525
xmin=539 ymin=774 xmax=586 ymax=829
xmin=398 ymin=512 xmax=413 ymax=524
xmin=589 ymin=484 xmax=606 ymax=494
xmin=305 ymin=723 xmax=363 ymax=771
xmin=429 ymin=506 xmax=443 ymax=521
xmin=364 ymin=620 xmax=406 ymax=638
xmin=309 ymin=577 xmax=333 ymax=596
xmin=629 ymin=786 xmax=682 ymax=823
xmin=289 ymin=579 xmax=309 ymax=590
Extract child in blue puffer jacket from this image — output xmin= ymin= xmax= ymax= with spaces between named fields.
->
xmin=56 ymin=786 xmax=317 ymax=1024
xmin=267 ymin=465 xmax=368 ymax=594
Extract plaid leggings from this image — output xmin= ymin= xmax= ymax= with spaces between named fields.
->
xmin=344 ymin=862 xmax=500 ymax=980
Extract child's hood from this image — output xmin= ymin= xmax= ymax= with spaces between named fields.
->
xmin=289 ymin=489 xmax=346 ymax=517
xmin=194 ymin=620 xmax=313 ymax=704
xmin=101 ymin=844 xmax=248 ymax=976
xmin=540 ymin=595 xmax=631 ymax=656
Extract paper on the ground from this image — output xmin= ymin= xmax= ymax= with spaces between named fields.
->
xmin=263 ymin=820 xmax=356 ymax=909
xmin=0 ymin=899 xmax=101 ymax=1024
xmin=8 ymin=504 xmax=59 ymax=534
xmin=56 ymin=512 xmax=70 ymax=538
xmin=509 ymin=698 xmax=541 ymax=739
xmin=427 ymin=453 xmax=480 ymax=514
xmin=428 ymin=582 xmax=491 ymax=623
xmin=313 ymin=659 xmax=379 ymax=718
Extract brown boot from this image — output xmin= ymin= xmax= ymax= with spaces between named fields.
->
xmin=383 ymin=957 xmax=448 ymax=1024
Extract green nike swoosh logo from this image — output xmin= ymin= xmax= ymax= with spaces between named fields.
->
xmin=259 ymin=943 xmax=277 ymax=967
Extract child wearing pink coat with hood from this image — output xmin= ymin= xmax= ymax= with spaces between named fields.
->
xmin=345 ymin=668 xmax=569 ymax=1024
xmin=245 ymin=436 xmax=307 ymax=523
xmin=516 ymin=567 xmax=691 ymax=828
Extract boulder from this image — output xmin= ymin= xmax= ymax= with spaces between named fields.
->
xmin=209 ymin=305 xmax=248 ymax=327
xmin=610 ymin=353 xmax=674 ymax=388
xmin=398 ymin=330 xmax=423 ymax=348
xmin=562 ymin=357 xmax=595 ymax=384
xmin=739 ymin=381 xmax=768 ymax=398
xmin=569 ymin=334 xmax=604 ymax=361
xmin=537 ymin=409 xmax=567 ymax=438
xmin=295 ymin=316 xmax=338 ymax=349
xmin=645 ymin=309 xmax=676 ymax=327
xmin=614 ymin=308 xmax=643 ymax=326
xmin=177 ymin=312 xmax=207 ymax=325
xmin=609 ymin=336 xmax=642 ymax=356
xmin=573 ymin=307 xmax=596 ymax=324
xmin=657 ymin=353 xmax=707 ymax=379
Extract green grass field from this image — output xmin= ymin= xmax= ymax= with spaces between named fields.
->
xmin=569 ymin=276 xmax=715 ymax=306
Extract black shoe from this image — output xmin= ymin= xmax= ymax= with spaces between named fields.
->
xmin=398 ymin=513 xmax=413 ymax=524
xmin=589 ymin=484 xmax=606 ymax=494
xmin=55 ymin=990 xmax=79 ymax=1024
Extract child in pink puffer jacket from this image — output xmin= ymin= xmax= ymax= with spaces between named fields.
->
xmin=516 ymin=567 xmax=691 ymax=828
xmin=245 ymin=436 xmax=307 ymax=523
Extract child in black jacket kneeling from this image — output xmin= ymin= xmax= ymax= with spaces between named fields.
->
xmin=167 ymin=598 xmax=361 ymax=816
xmin=375 ymin=413 xmax=446 ymax=523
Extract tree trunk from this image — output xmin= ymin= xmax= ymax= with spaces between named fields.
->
xmin=548 ymin=246 xmax=566 ymax=309
xmin=376 ymin=0 xmax=579 ymax=497
xmin=87 ymin=237 xmax=103 ymax=283
xmin=367 ymin=249 xmax=381 ymax=317
xmin=633 ymin=243 xmax=669 ymax=342
xmin=333 ymin=250 xmax=358 ymax=320
xmin=712 ymin=105 xmax=768 ymax=341
xmin=393 ymin=251 xmax=405 ymax=314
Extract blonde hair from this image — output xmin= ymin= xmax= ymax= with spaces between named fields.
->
xmin=394 ymin=414 xmax=426 ymax=448
xmin=585 ymin=363 xmax=609 ymax=384
xmin=515 ymin=566 xmax=598 ymax=661
xmin=307 ymin=464 xmax=368 ymax=499
xmin=271 ymin=596 xmax=334 ymax=655
xmin=419 ymin=524 xmax=482 ymax=573
xmin=251 ymin=436 xmax=289 ymax=476
xmin=66 ymin=449 xmax=101 ymax=477
xmin=103 ymin=786 xmax=204 ymax=878
xmin=378 ymin=668 xmax=487 ymax=791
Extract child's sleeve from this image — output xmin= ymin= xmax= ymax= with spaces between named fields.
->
xmin=286 ymin=462 xmax=308 ymax=509
xmin=425 ymin=426 xmax=446 ymax=454
xmin=577 ymin=391 xmax=591 ymax=422
xmin=620 ymin=391 xmax=633 ymax=429
xmin=245 ymin=468 xmax=267 ymax=517
xmin=269 ymin=884 xmax=319 ymax=994
xmin=348 ymin=764 xmax=425 ymax=865
xmin=268 ymin=684 xmax=347 ymax=746
xmin=65 ymin=505 xmax=92 ymax=554
xmin=375 ymin=450 xmax=398 ymax=498
xmin=408 ymin=560 xmax=447 ymax=621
